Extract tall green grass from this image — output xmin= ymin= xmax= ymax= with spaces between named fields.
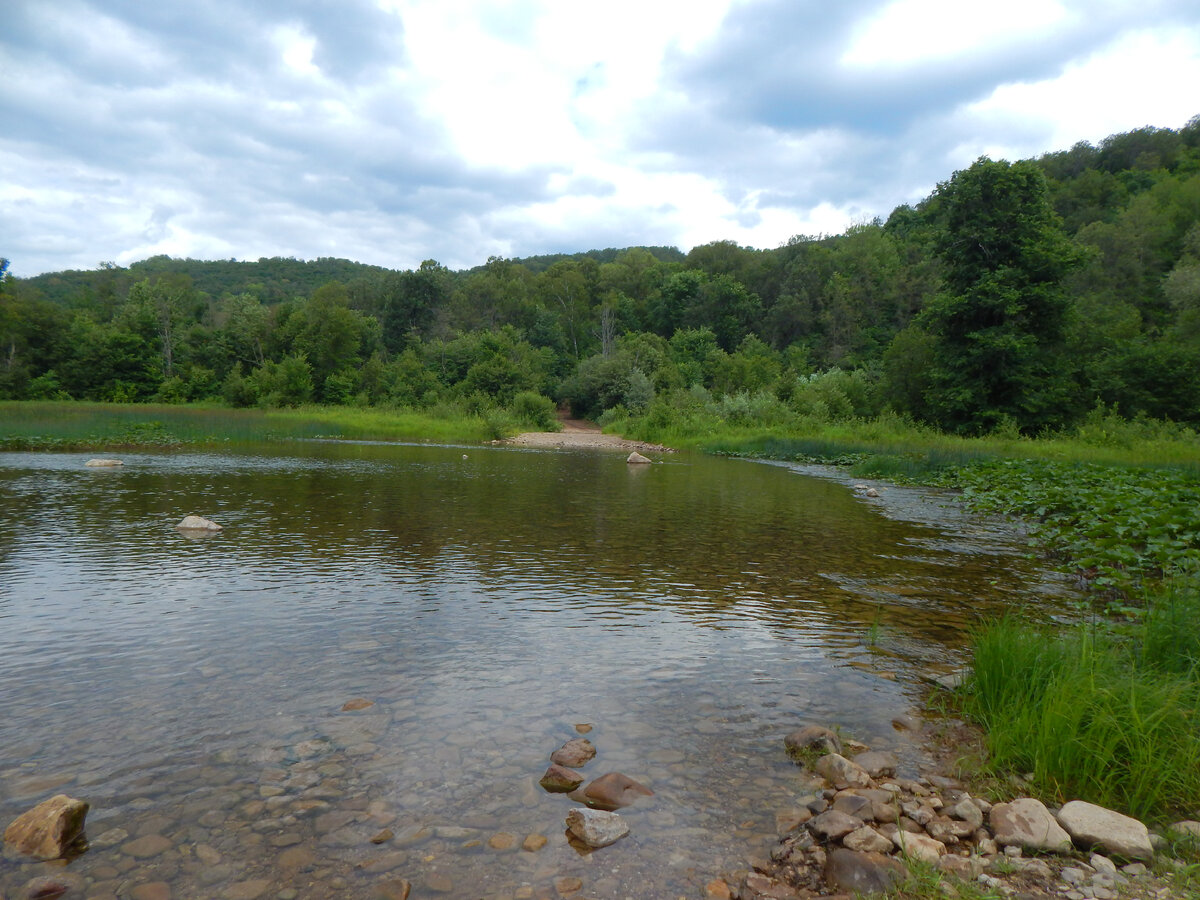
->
xmin=968 ymin=581 xmax=1200 ymax=822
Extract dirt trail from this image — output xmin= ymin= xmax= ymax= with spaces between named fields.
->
xmin=501 ymin=412 xmax=674 ymax=454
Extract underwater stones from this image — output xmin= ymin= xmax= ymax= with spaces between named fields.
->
xmin=550 ymin=738 xmax=595 ymax=768
xmin=4 ymin=794 xmax=90 ymax=860
xmin=175 ymin=515 xmax=221 ymax=532
xmin=565 ymin=808 xmax=628 ymax=848
xmin=122 ymin=833 xmax=173 ymax=858
xmin=522 ymin=833 xmax=547 ymax=852
xmin=341 ymin=698 xmax=375 ymax=711
xmin=581 ymin=772 xmax=653 ymax=810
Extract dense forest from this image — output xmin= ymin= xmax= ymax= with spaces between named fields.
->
xmin=3 ymin=120 xmax=1199 ymax=435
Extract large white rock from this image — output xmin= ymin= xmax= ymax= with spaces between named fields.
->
xmin=814 ymin=753 xmax=872 ymax=789
xmin=565 ymin=808 xmax=628 ymax=848
xmin=1056 ymin=800 xmax=1153 ymax=861
xmin=889 ymin=830 xmax=946 ymax=864
xmin=3 ymin=795 xmax=89 ymax=859
xmin=176 ymin=515 xmax=222 ymax=531
xmin=989 ymin=798 xmax=1072 ymax=853
xmin=626 ymin=451 xmax=652 ymax=465
xmin=85 ymin=459 xmax=123 ymax=467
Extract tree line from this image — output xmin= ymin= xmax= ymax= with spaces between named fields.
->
xmin=2 ymin=118 xmax=1199 ymax=435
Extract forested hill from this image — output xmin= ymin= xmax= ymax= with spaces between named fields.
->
xmin=3 ymin=119 xmax=1199 ymax=433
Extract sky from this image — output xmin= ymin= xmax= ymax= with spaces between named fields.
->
xmin=2 ymin=0 xmax=1198 ymax=278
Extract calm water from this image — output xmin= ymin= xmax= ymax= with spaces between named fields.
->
xmin=0 ymin=442 xmax=1074 ymax=899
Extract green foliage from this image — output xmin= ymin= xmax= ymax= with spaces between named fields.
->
xmin=508 ymin=391 xmax=559 ymax=431
xmin=922 ymin=158 xmax=1081 ymax=433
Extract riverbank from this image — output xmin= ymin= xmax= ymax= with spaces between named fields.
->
xmin=502 ymin=415 xmax=674 ymax=454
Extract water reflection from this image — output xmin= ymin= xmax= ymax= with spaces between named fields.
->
xmin=0 ymin=444 xmax=1074 ymax=898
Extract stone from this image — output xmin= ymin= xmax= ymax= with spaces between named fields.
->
xmin=775 ymin=807 xmax=812 ymax=832
xmin=950 ymin=797 xmax=985 ymax=830
xmin=1170 ymin=820 xmax=1200 ymax=838
xmin=814 ymin=754 xmax=871 ymax=789
xmin=374 ymin=881 xmax=411 ymax=900
xmin=842 ymin=825 xmax=893 ymax=854
xmin=832 ymin=794 xmax=872 ymax=818
xmin=487 ymin=831 xmax=516 ymax=850
xmin=739 ymin=873 xmax=801 ymax=900
xmin=890 ymin=830 xmax=946 ymax=864
xmin=553 ymin=876 xmax=583 ymax=896
xmin=574 ymin=723 xmax=592 ymax=733
xmin=626 ymin=452 xmax=652 ymax=464
xmin=130 ymin=883 xmax=171 ymax=900
xmin=370 ymin=829 xmax=393 ymax=844
xmin=21 ymin=875 xmax=84 ymax=900
xmin=809 ymin=810 xmax=863 ymax=841
xmin=550 ymin=738 xmax=595 ymax=768
xmin=341 ymin=698 xmax=375 ymax=711
xmin=784 ymin=725 xmax=841 ymax=756
xmin=582 ymin=772 xmax=653 ymax=810
xmin=1057 ymin=800 xmax=1154 ymax=861
xmin=176 ymin=515 xmax=221 ymax=531
xmin=565 ymin=808 xmax=628 ymax=848
xmin=926 ymin=816 xmax=976 ymax=843
xmin=522 ymin=833 xmax=547 ymax=852
xmin=990 ymin=798 xmax=1072 ymax=853
xmin=3 ymin=795 xmax=89 ymax=860
xmin=86 ymin=459 xmax=123 ymax=467
xmin=1090 ymin=852 xmax=1118 ymax=874
xmin=851 ymin=751 xmax=898 ymax=778
xmin=705 ymin=879 xmax=732 ymax=899
xmin=539 ymin=764 xmax=585 ymax=792
xmin=824 ymin=848 xmax=908 ymax=895
xmin=123 ymin=834 xmax=173 ymax=858
xmin=224 ymin=881 xmax=271 ymax=900
xmin=938 ymin=856 xmax=985 ymax=881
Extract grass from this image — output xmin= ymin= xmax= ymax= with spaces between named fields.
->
xmin=0 ymin=400 xmax=510 ymax=450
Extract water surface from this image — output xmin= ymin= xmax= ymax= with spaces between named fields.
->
xmin=0 ymin=442 xmax=1073 ymax=899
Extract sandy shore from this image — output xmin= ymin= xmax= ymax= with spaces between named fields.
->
xmin=501 ymin=417 xmax=674 ymax=454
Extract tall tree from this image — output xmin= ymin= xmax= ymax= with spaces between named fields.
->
xmin=921 ymin=157 xmax=1081 ymax=433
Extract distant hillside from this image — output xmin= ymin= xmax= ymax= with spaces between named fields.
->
xmin=466 ymin=246 xmax=686 ymax=275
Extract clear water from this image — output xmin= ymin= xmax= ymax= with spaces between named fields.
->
xmin=0 ymin=442 xmax=1074 ymax=899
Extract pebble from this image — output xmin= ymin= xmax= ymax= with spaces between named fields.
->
xmin=425 ymin=873 xmax=454 ymax=893
xmin=554 ymin=875 xmax=583 ymax=896
xmin=130 ymin=883 xmax=171 ymax=900
xmin=488 ymin=832 xmax=517 ymax=851
xmin=370 ymin=829 xmax=394 ymax=844
xmin=223 ymin=880 xmax=271 ymax=900
xmin=123 ymin=834 xmax=173 ymax=858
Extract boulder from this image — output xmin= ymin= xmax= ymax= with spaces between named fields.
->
xmin=582 ymin=772 xmax=653 ymax=810
xmin=176 ymin=515 xmax=222 ymax=531
xmin=949 ymin=797 xmax=985 ymax=830
xmin=813 ymin=753 xmax=871 ymax=789
xmin=989 ymin=798 xmax=1072 ymax=853
xmin=842 ymin=825 xmax=893 ymax=855
xmin=539 ymin=764 xmax=585 ymax=793
xmin=1056 ymin=800 xmax=1154 ymax=861
xmin=851 ymin=750 xmax=898 ymax=778
xmin=565 ymin=808 xmax=628 ymax=848
xmin=784 ymin=725 xmax=841 ymax=756
xmin=890 ymin=830 xmax=946 ymax=864
xmin=3 ymin=794 xmax=89 ymax=859
xmin=809 ymin=810 xmax=863 ymax=842
xmin=550 ymin=738 xmax=595 ymax=768
xmin=626 ymin=452 xmax=652 ymax=465
xmin=824 ymin=848 xmax=908 ymax=895
xmin=85 ymin=459 xmax=123 ymax=467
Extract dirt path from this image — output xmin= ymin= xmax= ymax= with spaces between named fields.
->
xmin=501 ymin=413 xmax=674 ymax=454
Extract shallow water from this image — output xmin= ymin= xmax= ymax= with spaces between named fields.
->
xmin=0 ymin=442 xmax=1074 ymax=899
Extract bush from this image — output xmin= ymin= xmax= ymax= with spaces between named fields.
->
xmin=509 ymin=391 xmax=558 ymax=431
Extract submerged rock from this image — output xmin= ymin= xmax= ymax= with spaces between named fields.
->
xmin=582 ymin=772 xmax=654 ymax=810
xmin=85 ymin=459 xmax=123 ymax=467
xmin=565 ymin=808 xmax=628 ymax=848
xmin=784 ymin=725 xmax=841 ymax=757
xmin=176 ymin=515 xmax=222 ymax=531
xmin=540 ymin=764 xmax=585 ymax=792
xmin=3 ymin=794 xmax=89 ymax=860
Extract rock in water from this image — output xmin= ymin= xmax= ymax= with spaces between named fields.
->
xmin=813 ymin=753 xmax=871 ymax=789
xmin=784 ymin=725 xmax=841 ymax=756
xmin=582 ymin=772 xmax=653 ymax=810
xmin=565 ymin=808 xmax=628 ymax=848
xmin=3 ymin=794 xmax=89 ymax=859
xmin=550 ymin=738 xmax=596 ymax=768
xmin=989 ymin=798 xmax=1072 ymax=853
xmin=85 ymin=459 xmax=123 ymax=467
xmin=1056 ymin=800 xmax=1154 ymax=861
xmin=539 ymin=764 xmax=585 ymax=792
xmin=176 ymin=515 xmax=222 ymax=531
xmin=626 ymin=451 xmax=651 ymax=464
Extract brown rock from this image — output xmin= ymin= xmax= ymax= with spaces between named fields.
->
xmin=890 ymin=830 xmax=946 ymax=864
xmin=574 ymin=723 xmax=593 ymax=733
xmin=842 ymin=825 xmax=893 ymax=855
xmin=374 ymin=880 xmax=411 ymax=900
xmin=705 ymin=879 xmax=733 ymax=899
xmin=370 ymin=828 xmax=393 ymax=844
xmin=487 ymin=831 xmax=517 ymax=850
xmin=122 ymin=834 xmax=173 ymax=859
xmin=3 ymin=795 xmax=90 ymax=860
xmin=551 ymin=738 xmax=596 ymax=768
xmin=814 ymin=754 xmax=871 ymax=789
xmin=341 ymin=698 xmax=375 ymax=711
xmin=739 ymin=872 xmax=802 ymax=900
xmin=554 ymin=875 xmax=583 ymax=896
xmin=22 ymin=875 xmax=83 ymax=900
xmin=582 ymin=772 xmax=654 ymax=810
xmin=832 ymin=794 xmax=872 ymax=818
xmin=539 ymin=764 xmax=585 ymax=792
xmin=851 ymin=751 xmax=898 ymax=778
xmin=223 ymin=881 xmax=270 ymax=900
xmin=130 ymin=883 xmax=171 ymax=900
xmin=784 ymin=725 xmax=841 ymax=756
xmin=824 ymin=848 xmax=908 ymax=895
xmin=522 ymin=833 xmax=547 ymax=852
xmin=810 ymin=809 xmax=864 ymax=841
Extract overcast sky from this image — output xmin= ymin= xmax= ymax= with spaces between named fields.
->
xmin=2 ymin=0 xmax=1198 ymax=278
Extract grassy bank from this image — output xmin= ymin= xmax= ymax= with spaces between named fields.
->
xmin=616 ymin=408 xmax=1200 ymax=825
xmin=0 ymin=400 xmax=547 ymax=450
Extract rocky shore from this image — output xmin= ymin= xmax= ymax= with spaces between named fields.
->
xmin=709 ymin=723 xmax=1194 ymax=900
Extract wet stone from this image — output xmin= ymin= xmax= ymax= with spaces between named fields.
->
xmin=522 ymin=833 xmax=547 ymax=852
xmin=370 ymin=829 xmax=394 ymax=844
xmin=488 ymin=832 xmax=517 ymax=851
xmin=122 ymin=834 xmax=173 ymax=858
xmin=130 ymin=883 xmax=171 ymax=900
xmin=550 ymin=739 xmax=596 ymax=768
xmin=374 ymin=880 xmax=411 ymax=900
xmin=224 ymin=880 xmax=271 ymax=900
xmin=554 ymin=876 xmax=583 ymax=896
xmin=275 ymin=846 xmax=315 ymax=870
xmin=425 ymin=873 xmax=454 ymax=893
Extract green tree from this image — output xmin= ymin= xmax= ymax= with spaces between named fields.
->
xmin=921 ymin=158 xmax=1081 ymax=433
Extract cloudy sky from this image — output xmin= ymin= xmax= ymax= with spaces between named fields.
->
xmin=2 ymin=0 xmax=1198 ymax=278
